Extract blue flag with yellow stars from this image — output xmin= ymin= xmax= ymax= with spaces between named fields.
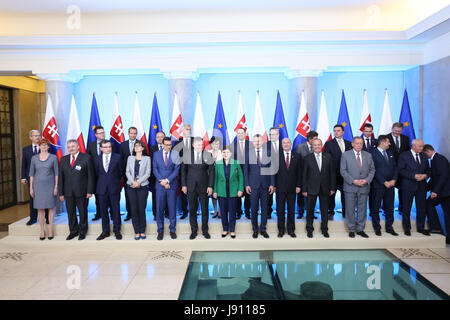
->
xmin=337 ymin=90 xmax=353 ymax=141
xmin=87 ymin=93 xmax=102 ymax=145
xmin=399 ymin=89 xmax=416 ymax=147
xmin=273 ymin=90 xmax=289 ymax=140
xmin=212 ymin=91 xmax=229 ymax=146
xmin=149 ymin=92 xmax=163 ymax=147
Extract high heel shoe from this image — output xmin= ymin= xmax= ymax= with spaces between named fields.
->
xmin=221 ymin=232 xmax=228 ymax=238
xmin=39 ymin=235 xmax=45 ymax=241
xmin=230 ymin=233 xmax=236 ymax=239
xmin=48 ymin=236 xmax=54 ymax=240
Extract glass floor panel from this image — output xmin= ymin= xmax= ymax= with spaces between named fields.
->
xmin=178 ymin=250 xmax=449 ymax=300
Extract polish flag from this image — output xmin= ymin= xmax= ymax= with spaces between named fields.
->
xmin=293 ymin=90 xmax=310 ymax=149
xmin=358 ymin=89 xmax=374 ymax=137
xmin=378 ymin=89 xmax=394 ymax=136
xmin=110 ymin=92 xmax=125 ymax=154
xmin=132 ymin=92 xmax=148 ymax=153
xmin=316 ymin=90 xmax=332 ymax=150
xmin=42 ymin=94 xmax=63 ymax=163
xmin=193 ymin=92 xmax=210 ymax=150
xmin=233 ymin=91 xmax=249 ymax=141
xmin=66 ymin=94 xmax=86 ymax=154
xmin=170 ymin=92 xmax=183 ymax=140
xmin=252 ymin=91 xmax=268 ymax=142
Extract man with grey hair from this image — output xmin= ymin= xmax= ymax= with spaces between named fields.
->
xmin=21 ymin=129 xmax=48 ymax=225
xmin=340 ymin=136 xmax=375 ymax=238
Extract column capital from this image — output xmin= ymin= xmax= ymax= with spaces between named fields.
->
xmin=162 ymin=71 xmax=199 ymax=81
xmin=36 ymin=73 xmax=83 ymax=83
xmin=284 ymin=69 xmax=324 ymax=79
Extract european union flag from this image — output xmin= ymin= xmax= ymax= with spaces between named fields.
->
xmin=399 ymin=89 xmax=416 ymax=147
xmin=273 ymin=90 xmax=289 ymax=140
xmin=148 ymin=92 xmax=163 ymax=147
xmin=87 ymin=93 xmax=101 ymax=145
xmin=337 ymin=90 xmax=353 ymax=141
xmin=213 ymin=91 xmax=229 ymax=146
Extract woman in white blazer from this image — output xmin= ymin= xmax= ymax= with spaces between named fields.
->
xmin=126 ymin=140 xmax=151 ymax=240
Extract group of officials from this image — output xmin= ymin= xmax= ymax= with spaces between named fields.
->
xmin=21 ymin=121 xmax=449 ymax=244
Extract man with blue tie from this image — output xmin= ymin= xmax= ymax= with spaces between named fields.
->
xmin=94 ymin=140 xmax=123 ymax=240
xmin=153 ymin=137 xmax=181 ymax=240
xmin=397 ymin=139 xmax=431 ymax=236
xmin=369 ymin=135 xmax=398 ymax=236
xmin=244 ymin=134 xmax=275 ymax=239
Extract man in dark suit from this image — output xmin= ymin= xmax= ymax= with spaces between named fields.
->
xmin=153 ymin=137 xmax=181 ymax=240
xmin=275 ymin=138 xmax=302 ymax=238
xmin=87 ymin=125 xmax=105 ymax=221
xmin=119 ymin=126 xmax=138 ymax=221
xmin=324 ymin=124 xmax=352 ymax=218
xmin=302 ymin=138 xmax=336 ymax=238
xmin=149 ymin=131 xmax=166 ymax=219
xmin=21 ymin=129 xmax=48 ymax=225
xmin=59 ymin=139 xmax=95 ymax=240
xmin=294 ymin=130 xmax=318 ymax=219
xmin=424 ymin=144 xmax=450 ymax=244
xmin=233 ymin=127 xmax=251 ymax=219
xmin=267 ymin=127 xmax=283 ymax=219
xmin=94 ymin=140 xmax=123 ymax=240
xmin=369 ymin=135 xmax=399 ymax=236
xmin=181 ymin=137 xmax=215 ymax=239
xmin=388 ymin=122 xmax=411 ymax=213
xmin=361 ymin=123 xmax=377 ymax=152
xmin=244 ymin=134 xmax=275 ymax=239
xmin=173 ymin=124 xmax=192 ymax=219
xmin=397 ymin=139 xmax=431 ymax=236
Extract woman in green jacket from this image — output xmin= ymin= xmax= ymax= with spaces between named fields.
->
xmin=213 ymin=146 xmax=244 ymax=238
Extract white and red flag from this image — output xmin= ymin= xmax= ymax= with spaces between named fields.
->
xmin=233 ymin=91 xmax=249 ymax=141
xmin=378 ymin=89 xmax=394 ymax=136
xmin=316 ymin=90 xmax=332 ymax=150
xmin=193 ymin=92 xmax=210 ymax=150
xmin=252 ymin=91 xmax=268 ymax=142
xmin=42 ymin=94 xmax=63 ymax=163
xmin=293 ymin=90 xmax=310 ymax=149
xmin=132 ymin=92 xmax=149 ymax=153
xmin=66 ymin=94 xmax=86 ymax=154
xmin=110 ymin=92 xmax=125 ymax=154
xmin=358 ymin=89 xmax=374 ymax=137
xmin=170 ymin=92 xmax=183 ymax=140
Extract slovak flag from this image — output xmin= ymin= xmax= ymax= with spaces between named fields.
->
xmin=132 ymin=92 xmax=149 ymax=154
xmin=42 ymin=94 xmax=63 ymax=163
xmin=66 ymin=94 xmax=86 ymax=154
xmin=193 ymin=92 xmax=210 ymax=150
xmin=358 ymin=89 xmax=374 ymax=137
xmin=170 ymin=92 xmax=183 ymax=141
xmin=293 ymin=90 xmax=310 ymax=150
xmin=316 ymin=90 xmax=332 ymax=150
xmin=110 ymin=92 xmax=125 ymax=154
xmin=252 ymin=91 xmax=268 ymax=142
xmin=233 ymin=91 xmax=249 ymax=141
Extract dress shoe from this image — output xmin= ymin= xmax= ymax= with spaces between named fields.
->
xmin=47 ymin=236 xmax=54 ymax=240
xmin=417 ymin=229 xmax=431 ymax=236
xmin=322 ymin=232 xmax=329 ymax=238
xmin=157 ymin=233 xmax=164 ymax=240
xmin=78 ymin=234 xmax=86 ymax=240
xmin=170 ymin=232 xmax=177 ymax=239
xmin=307 ymin=231 xmax=313 ymax=238
xmin=115 ymin=232 xmax=122 ymax=240
xmin=277 ymin=232 xmax=284 ymax=238
xmin=212 ymin=214 xmax=219 ymax=219
xmin=375 ymin=230 xmax=382 ymax=236
xmin=252 ymin=232 xmax=258 ymax=239
xmin=261 ymin=231 xmax=269 ymax=238
xmin=230 ymin=233 xmax=236 ymax=239
xmin=404 ymin=230 xmax=411 ymax=236
xmin=289 ymin=232 xmax=297 ymax=238
xmin=349 ymin=232 xmax=355 ymax=238
xmin=39 ymin=236 xmax=45 ymax=241
xmin=135 ymin=235 xmax=140 ymax=240
xmin=386 ymin=229 xmax=399 ymax=236
xmin=124 ymin=216 xmax=131 ymax=222
xmin=66 ymin=232 xmax=79 ymax=240
xmin=140 ymin=234 xmax=146 ymax=240
xmin=357 ymin=231 xmax=369 ymax=238
xmin=430 ymin=229 xmax=444 ymax=235
xmin=26 ymin=220 xmax=36 ymax=226
xmin=96 ymin=232 xmax=110 ymax=241
xmin=189 ymin=233 xmax=197 ymax=240
xmin=92 ymin=215 xmax=101 ymax=221
xmin=222 ymin=232 xmax=228 ymax=238
xmin=180 ymin=213 xmax=188 ymax=220
xmin=203 ymin=232 xmax=211 ymax=239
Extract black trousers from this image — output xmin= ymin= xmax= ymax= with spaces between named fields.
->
xmin=124 ymin=184 xmax=132 ymax=218
xmin=99 ymin=192 xmax=121 ymax=234
xmin=297 ymin=194 xmax=306 ymax=212
xmin=237 ymin=191 xmax=251 ymax=216
xmin=128 ymin=185 xmax=149 ymax=234
xmin=306 ymin=191 xmax=329 ymax=233
xmin=276 ymin=192 xmax=296 ymax=233
xmin=188 ymin=187 xmax=209 ymax=234
xmin=426 ymin=195 xmax=450 ymax=233
xmin=180 ymin=191 xmax=189 ymax=215
xmin=370 ymin=186 xmax=395 ymax=232
xmin=402 ymin=189 xmax=427 ymax=231
xmin=329 ymin=185 xmax=345 ymax=217
xmin=219 ymin=197 xmax=237 ymax=232
xmin=268 ymin=193 xmax=274 ymax=215
xmin=66 ymin=196 xmax=88 ymax=236
xmin=250 ymin=186 xmax=269 ymax=233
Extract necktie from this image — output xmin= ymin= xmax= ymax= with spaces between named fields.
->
xmin=395 ymin=136 xmax=400 ymax=150
xmin=257 ymin=150 xmax=261 ymax=165
xmin=185 ymin=139 xmax=188 ymax=149
xmin=130 ymin=141 xmax=135 ymax=154
xmin=33 ymin=146 xmax=38 ymax=155
xmin=197 ymin=152 xmax=201 ymax=164
xmin=71 ymin=155 xmax=75 ymax=168
xmin=97 ymin=142 xmax=101 ymax=155
xmin=240 ymin=141 xmax=244 ymax=156
xmin=159 ymin=145 xmax=162 ymax=151
xmin=357 ymin=152 xmax=362 ymax=171
xmin=104 ymin=155 xmax=109 ymax=172
xmin=366 ymin=139 xmax=370 ymax=149
xmin=286 ymin=153 xmax=290 ymax=169
xmin=164 ymin=152 xmax=168 ymax=167
xmin=316 ymin=154 xmax=321 ymax=171
xmin=415 ymin=153 xmax=420 ymax=165
xmin=382 ymin=150 xmax=389 ymax=162
xmin=338 ymin=139 xmax=345 ymax=153
xmin=309 ymin=145 xmax=313 ymax=153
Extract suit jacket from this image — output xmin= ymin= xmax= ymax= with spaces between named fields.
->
xmin=87 ymin=140 xmax=101 ymax=159
xmin=397 ymin=150 xmax=430 ymax=192
xmin=324 ymin=138 xmax=353 ymax=185
xmin=125 ymin=155 xmax=151 ymax=187
xmin=181 ymin=150 xmax=215 ymax=191
xmin=429 ymin=153 xmax=450 ymax=198
xmin=275 ymin=151 xmax=302 ymax=193
xmin=362 ymin=137 xmax=378 ymax=152
xmin=148 ymin=144 xmax=162 ymax=189
xmin=94 ymin=153 xmax=123 ymax=195
xmin=268 ymin=140 xmax=283 ymax=157
xmin=370 ymin=148 xmax=398 ymax=189
xmin=340 ymin=150 xmax=375 ymax=194
xmin=244 ymin=143 xmax=275 ymax=189
xmin=213 ymin=159 xmax=244 ymax=198
xmin=302 ymin=152 xmax=336 ymax=195
xmin=387 ymin=133 xmax=410 ymax=162
xmin=21 ymin=145 xmax=39 ymax=180
xmin=58 ymin=152 xmax=95 ymax=197
xmin=152 ymin=150 xmax=180 ymax=190
xmin=119 ymin=140 xmax=135 ymax=176
xmin=174 ymin=137 xmax=193 ymax=161
xmin=294 ymin=141 xmax=312 ymax=159
xmin=233 ymin=139 xmax=250 ymax=166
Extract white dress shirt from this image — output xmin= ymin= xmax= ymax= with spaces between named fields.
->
xmin=353 ymin=149 xmax=363 ymax=167
xmin=411 ymin=149 xmax=421 ymax=164
xmin=103 ymin=153 xmax=111 ymax=172
xmin=314 ymin=152 xmax=322 ymax=171
xmin=336 ymin=138 xmax=345 ymax=153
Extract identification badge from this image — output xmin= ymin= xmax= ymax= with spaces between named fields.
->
xmin=75 ymin=165 xmax=82 ymax=171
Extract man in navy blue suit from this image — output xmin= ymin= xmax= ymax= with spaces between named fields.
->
xmin=94 ymin=140 xmax=123 ymax=240
xmin=361 ymin=124 xmax=377 ymax=152
xmin=369 ymin=135 xmax=398 ymax=236
xmin=21 ymin=129 xmax=48 ymax=225
xmin=153 ymin=137 xmax=181 ymax=240
xmin=424 ymin=144 xmax=450 ymax=244
xmin=397 ymin=139 xmax=431 ymax=236
xmin=244 ymin=134 xmax=275 ymax=239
